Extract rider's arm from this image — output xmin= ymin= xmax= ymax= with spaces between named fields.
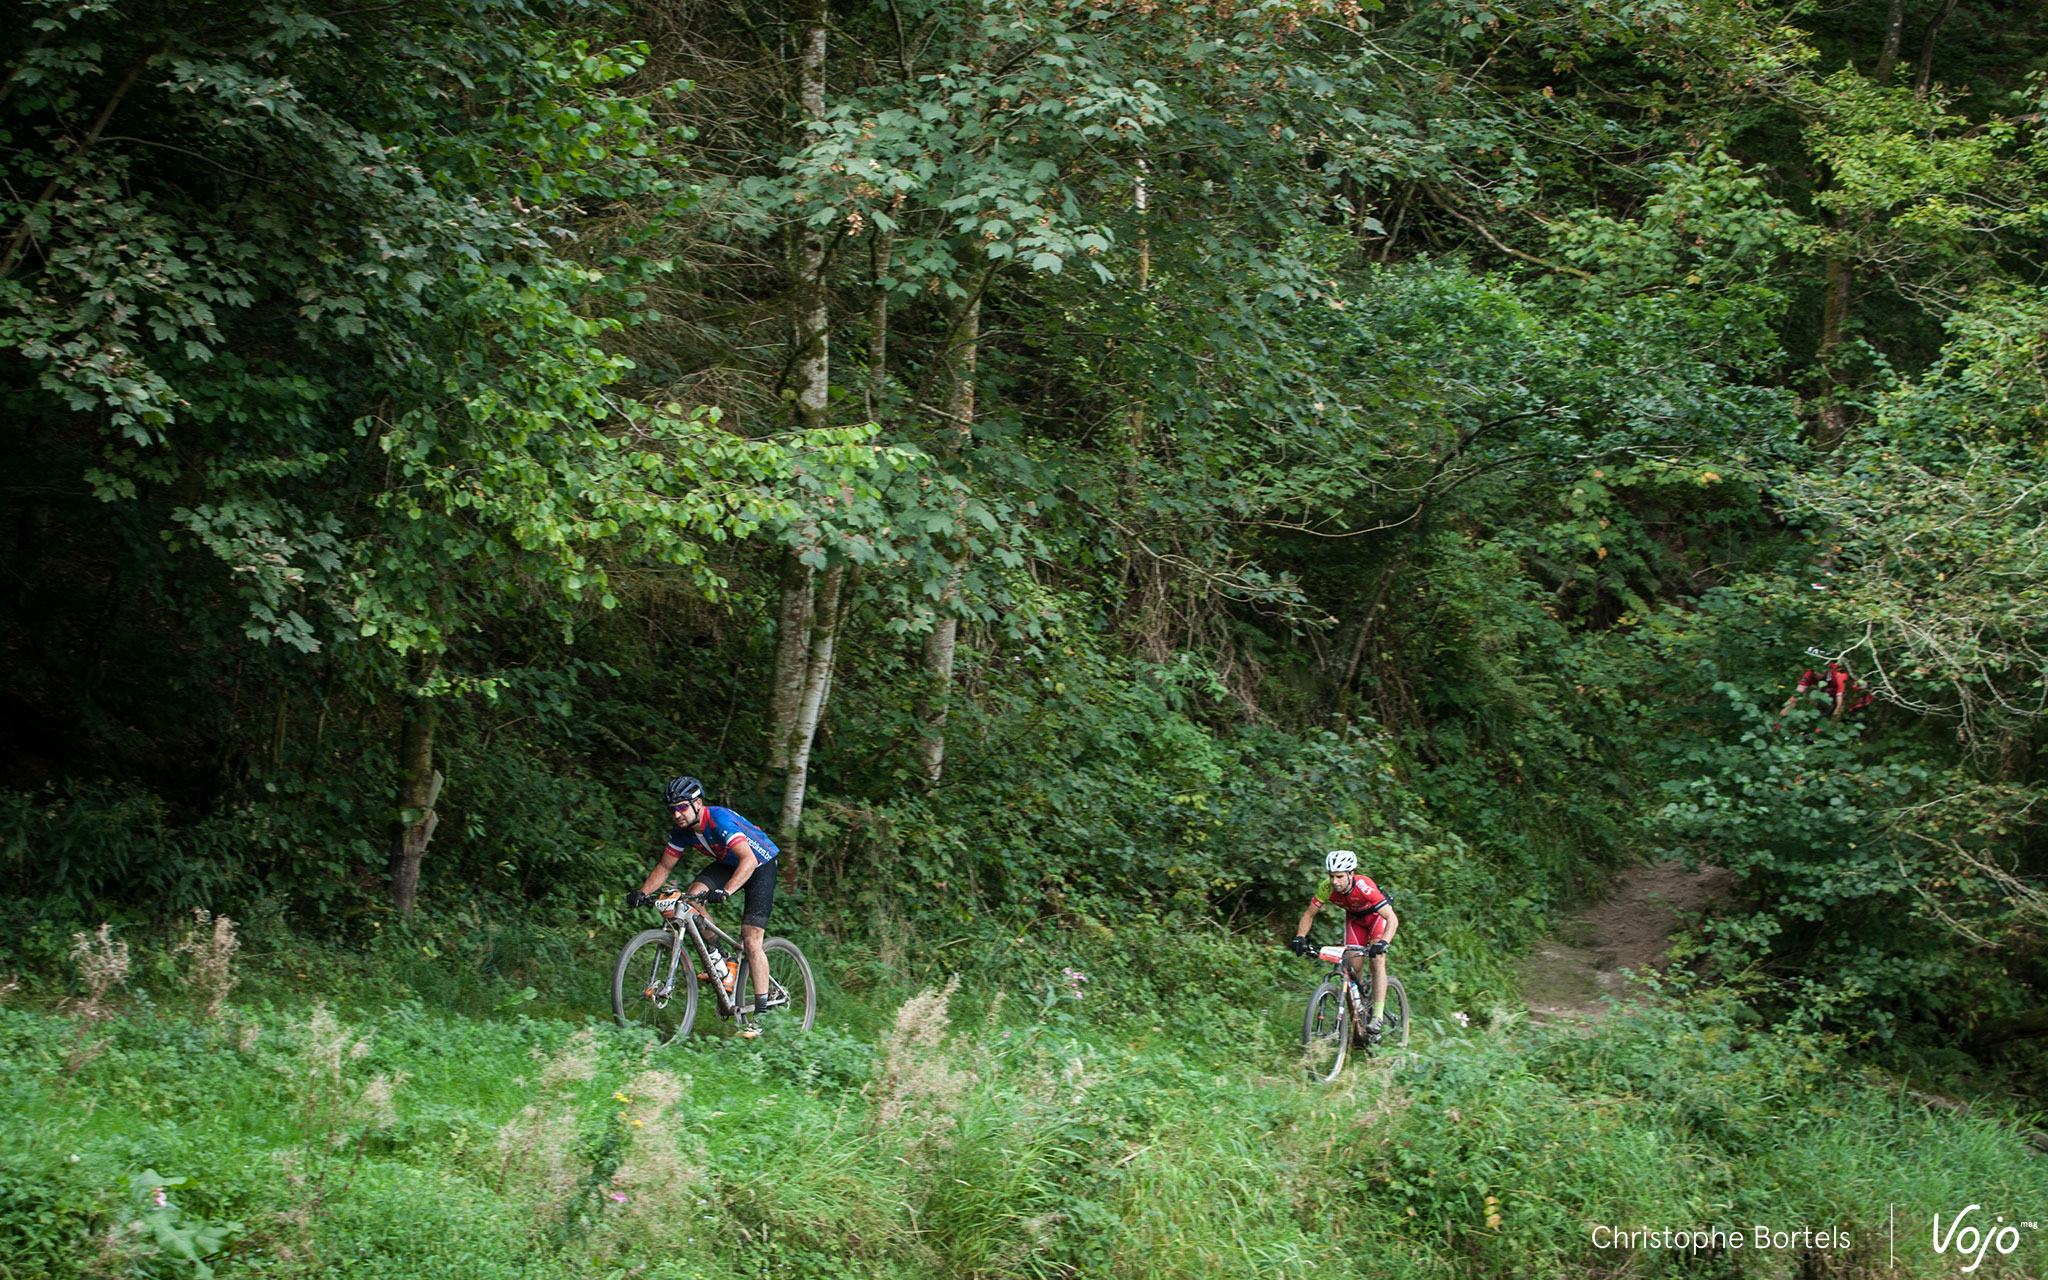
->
xmin=719 ymin=838 xmax=760 ymax=894
xmin=639 ymin=846 xmax=679 ymax=897
xmin=1377 ymin=903 xmax=1399 ymax=944
xmin=1294 ymin=898 xmax=1322 ymax=941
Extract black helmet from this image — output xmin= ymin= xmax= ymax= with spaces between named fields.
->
xmin=663 ymin=776 xmax=705 ymax=806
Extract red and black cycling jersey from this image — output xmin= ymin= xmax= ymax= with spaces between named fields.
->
xmin=1312 ymin=874 xmax=1392 ymax=918
xmin=1795 ymin=664 xmax=1873 ymax=713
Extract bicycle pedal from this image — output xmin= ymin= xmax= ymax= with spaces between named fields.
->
xmin=739 ymin=1023 xmax=761 ymax=1040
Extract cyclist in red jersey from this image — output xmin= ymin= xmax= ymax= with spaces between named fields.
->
xmin=1780 ymin=659 xmax=1872 ymax=720
xmin=1289 ymin=850 xmax=1400 ymax=1036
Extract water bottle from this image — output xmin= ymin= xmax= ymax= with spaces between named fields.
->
xmin=707 ymin=948 xmax=734 ymax=992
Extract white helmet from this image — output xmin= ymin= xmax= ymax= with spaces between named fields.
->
xmin=1325 ymin=849 xmax=1358 ymax=875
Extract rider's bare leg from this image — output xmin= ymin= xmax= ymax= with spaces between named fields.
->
xmin=741 ymin=924 xmax=769 ymax=1000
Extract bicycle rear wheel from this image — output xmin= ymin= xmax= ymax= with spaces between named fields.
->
xmin=733 ymin=937 xmax=816 ymax=1032
xmin=1302 ymin=980 xmax=1350 ymax=1083
xmin=1375 ymin=974 xmax=1410 ymax=1052
xmin=612 ymin=929 xmax=698 ymax=1043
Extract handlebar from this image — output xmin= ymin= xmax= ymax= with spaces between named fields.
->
xmin=1300 ymin=943 xmax=1387 ymax=961
xmin=648 ymin=889 xmax=710 ymax=910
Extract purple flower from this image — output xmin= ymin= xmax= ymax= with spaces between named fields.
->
xmin=1451 ymin=1011 xmax=1471 ymax=1028
xmin=609 ymin=1192 xmax=628 ymax=1203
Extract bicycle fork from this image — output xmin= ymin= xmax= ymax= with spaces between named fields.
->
xmin=645 ymin=928 xmax=684 ymax=1003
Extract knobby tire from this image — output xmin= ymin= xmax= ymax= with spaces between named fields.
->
xmin=1302 ymin=980 xmax=1350 ymax=1083
xmin=1375 ymin=974 xmax=1411 ymax=1053
xmin=733 ymin=937 xmax=817 ymax=1032
xmin=612 ymin=929 xmax=699 ymax=1043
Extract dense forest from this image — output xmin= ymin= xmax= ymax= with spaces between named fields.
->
xmin=4 ymin=0 xmax=2048 ymax=1273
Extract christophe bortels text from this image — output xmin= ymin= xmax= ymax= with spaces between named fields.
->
xmin=1589 ymin=1224 xmax=1852 ymax=1253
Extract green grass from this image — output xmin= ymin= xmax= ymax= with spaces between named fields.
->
xmin=2 ymin=927 xmax=2045 ymax=1280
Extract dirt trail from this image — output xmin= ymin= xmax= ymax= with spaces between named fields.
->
xmin=1518 ymin=861 xmax=1734 ymax=1020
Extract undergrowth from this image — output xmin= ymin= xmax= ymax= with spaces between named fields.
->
xmin=0 ymin=919 xmax=2042 ymax=1279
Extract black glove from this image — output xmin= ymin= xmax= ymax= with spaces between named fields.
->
xmin=625 ymin=889 xmax=651 ymax=908
xmin=1288 ymin=935 xmax=1312 ymax=957
xmin=703 ymin=888 xmax=730 ymax=905
xmin=1366 ymin=940 xmax=1389 ymax=957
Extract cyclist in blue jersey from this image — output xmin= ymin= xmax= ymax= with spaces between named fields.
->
xmin=626 ymin=776 xmax=784 ymax=1034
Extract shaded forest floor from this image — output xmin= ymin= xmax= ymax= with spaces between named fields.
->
xmin=1518 ymin=860 xmax=1735 ymax=1021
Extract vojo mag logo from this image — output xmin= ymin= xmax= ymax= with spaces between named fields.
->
xmin=1929 ymin=1205 xmax=2039 ymax=1273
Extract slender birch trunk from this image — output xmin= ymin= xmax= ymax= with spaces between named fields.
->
xmin=779 ymin=564 xmax=845 ymax=850
xmin=762 ymin=0 xmax=832 ymax=790
xmin=1128 ymin=161 xmax=1149 ymax=457
xmin=791 ymin=0 xmax=830 ymax=434
xmin=917 ymin=294 xmax=978 ymax=786
xmin=866 ymin=230 xmax=894 ymax=420
xmin=759 ymin=550 xmax=815 ymax=787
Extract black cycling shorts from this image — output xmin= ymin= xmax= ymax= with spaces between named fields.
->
xmin=690 ymin=857 xmax=776 ymax=929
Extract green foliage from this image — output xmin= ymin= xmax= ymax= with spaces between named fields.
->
xmin=5 ymin=0 xmax=2048 ymax=1107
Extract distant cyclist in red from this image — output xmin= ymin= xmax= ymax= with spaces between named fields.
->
xmin=1781 ymin=658 xmax=1872 ymax=720
xmin=1290 ymin=850 xmax=1399 ymax=1035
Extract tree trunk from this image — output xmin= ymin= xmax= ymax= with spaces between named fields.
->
xmin=1913 ymin=0 xmax=1961 ymax=99
xmin=759 ymin=550 xmax=815 ymax=788
xmin=763 ymin=0 xmax=831 ymax=792
xmin=866 ymin=230 xmax=893 ymax=420
xmin=388 ymin=698 xmax=441 ymax=916
xmin=1873 ymin=0 xmax=1908 ymax=82
xmin=1969 ymin=1006 xmax=2048 ymax=1047
xmin=790 ymin=0 xmax=830 ymax=435
xmin=1336 ymin=540 xmax=1417 ymax=720
xmin=1129 ymin=161 xmax=1149 ymax=457
xmin=1 ymin=50 xmax=155 ymax=278
xmin=916 ymin=294 xmax=979 ymax=786
xmin=779 ymin=563 xmax=845 ymax=851
xmin=1816 ymin=244 xmax=1853 ymax=449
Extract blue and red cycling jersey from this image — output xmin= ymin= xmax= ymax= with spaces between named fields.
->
xmin=666 ymin=806 xmax=779 ymax=867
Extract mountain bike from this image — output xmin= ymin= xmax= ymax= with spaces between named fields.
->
xmin=611 ymin=888 xmax=817 ymax=1041
xmin=1301 ymin=943 xmax=1408 ymax=1083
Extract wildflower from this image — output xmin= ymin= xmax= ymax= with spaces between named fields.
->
xmin=1451 ymin=1011 xmax=1470 ymax=1027
xmin=609 ymin=1192 xmax=628 ymax=1203
xmin=1061 ymin=967 xmax=1089 ymax=999
xmin=151 ymin=1188 xmax=169 ymax=1210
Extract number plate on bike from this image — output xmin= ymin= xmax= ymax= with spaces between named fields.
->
xmin=1317 ymin=945 xmax=1350 ymax=963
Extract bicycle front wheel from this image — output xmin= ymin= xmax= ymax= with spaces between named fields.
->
xmin=1302 ymin=980 xmax=1350 ymax=1083
xmin=733 ymin=937 xmax=816 ymax=1032
xmin=612 ymin=929 xmax=698 ymax=1043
